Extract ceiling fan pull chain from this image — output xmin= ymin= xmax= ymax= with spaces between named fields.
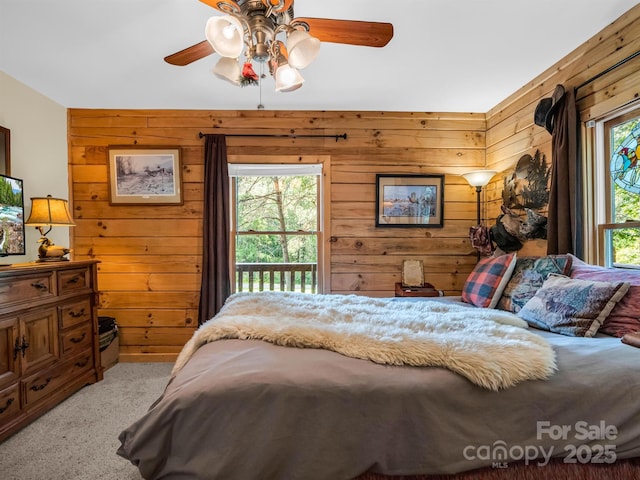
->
xmin=258 ymin=62 xmax=265 ymax=110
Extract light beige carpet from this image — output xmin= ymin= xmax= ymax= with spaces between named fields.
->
xmin=0 ymin=362 xmax=172 ymax=480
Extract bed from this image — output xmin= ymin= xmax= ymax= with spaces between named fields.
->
xmin=117 ymin=286 xmax=640 ymax=480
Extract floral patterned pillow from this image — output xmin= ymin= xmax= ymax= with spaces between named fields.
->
xmin=517 ymin=274 xmax=630 ymax=337
xmin=497 ymin=255 xmax=573 ymax=313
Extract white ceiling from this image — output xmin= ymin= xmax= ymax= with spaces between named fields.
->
xmin=1 ymin=0 xmax=638 ymax=112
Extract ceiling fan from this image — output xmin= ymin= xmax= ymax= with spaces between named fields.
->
xmin=165 ymin=0 xmax=394 ymax=92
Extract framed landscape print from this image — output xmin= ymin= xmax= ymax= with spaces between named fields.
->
xmin=108 ymin=147 xmax=183 ymax=205
xmin=375 ymin=174 xmax=444 ymax=227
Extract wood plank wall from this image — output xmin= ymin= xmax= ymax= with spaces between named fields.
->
xmin=485 ymin=4 xmax=640 ymax=260
xmin=69 ymin=3 xmax=640 ymax=361
xmin=68 ymin=111 xmax=485 ymax=361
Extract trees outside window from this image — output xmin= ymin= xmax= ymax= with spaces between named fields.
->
xmin=232 ymin=169 xmax=320 ymax=292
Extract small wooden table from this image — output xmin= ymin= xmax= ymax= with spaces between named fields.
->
xmin=394 ymin=282 xmax=444 ymax=297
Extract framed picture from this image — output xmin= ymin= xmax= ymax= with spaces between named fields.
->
xmin=375 ymin=174 xmax=444 ymax=227
xmin=108 ymin=147 xmax=183 ymax=205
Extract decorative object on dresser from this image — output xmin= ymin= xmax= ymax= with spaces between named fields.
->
xmin=0 ymin=260 xmax=102 ymax=442
xmin=25 ymin=195 xmax=75 ymax=261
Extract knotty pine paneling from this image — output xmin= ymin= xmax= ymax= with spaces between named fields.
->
xmin=69 ymin=109 xmax=485 ymax=361
xmin=485 ymin=4 xmax=640 ymax=258
xmin=67 ymin=4 xmax=640 ymax=362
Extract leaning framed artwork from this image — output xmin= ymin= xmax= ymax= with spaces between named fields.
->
xmin=375 ymin=174 xmax=444 ymax=227
xmin=108 ymin=147 xmax=183 ymax=205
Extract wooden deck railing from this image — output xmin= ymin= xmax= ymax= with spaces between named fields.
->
xmin=235 ymin=263 xmax=317 ymax=293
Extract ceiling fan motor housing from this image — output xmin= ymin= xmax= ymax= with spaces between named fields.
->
xmin=240 ymin=0 xmax=294 ymax=62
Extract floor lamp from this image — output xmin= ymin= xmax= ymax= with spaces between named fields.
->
xmin=462 ymin=170 xmax=497 ymax=260
xmin=461 ymin=170 xmax=497 ymax=226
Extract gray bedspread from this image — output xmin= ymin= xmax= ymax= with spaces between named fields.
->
xmin=118 ymin=325 xmax=640 ymax=479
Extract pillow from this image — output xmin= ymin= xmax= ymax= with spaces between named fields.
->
xmin=517 ymin=273 xmax=630 ymax=337
xmin=497 ymin=255 xmax=573 ymax=313
xmin=462 ymin=253 xmax=517 ymax=308
xmin=568 ymin=254 xmax=640 ymax=337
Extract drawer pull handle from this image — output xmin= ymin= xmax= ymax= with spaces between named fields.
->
xmin=0 ymin=398 xmax=15 ymax=414
xmin=13 ymin=336 xmax=29 ymax=360
xmin=75 ymin=358 xmax=89 ymax=368
xmin=69 ymin=308 xmax=86 ymax=318
xmin=30 ymin=378 xmax=52 ymax=391
xmin=67 ymin=276 xmax=81 ymax=284
xmin=31 ymin=282 xmax=48 ymax=291
xmin=70 ymin=332 xmax=86 ymax=343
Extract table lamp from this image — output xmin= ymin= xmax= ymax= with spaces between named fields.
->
xmin=25 ymin=195 xmax=75 ymax=261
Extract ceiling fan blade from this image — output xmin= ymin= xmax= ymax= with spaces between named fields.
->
xmin=164 ymin=40 xmax=215 ymax=66
xmin=199 ymin=0 xmax=240 ymax=13
xmin=293 ymin=18 xmax=393 ymax=47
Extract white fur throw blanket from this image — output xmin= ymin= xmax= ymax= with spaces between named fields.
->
xmin=173 ymin=292 xmax=556 ymax=390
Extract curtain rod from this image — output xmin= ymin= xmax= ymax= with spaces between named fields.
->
xmin=574 ymin=50 xmax=640 ymax=93
xmin=199 ymin=132 xmax=347 ymax=142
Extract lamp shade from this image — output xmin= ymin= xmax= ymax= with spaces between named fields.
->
xmin=26 ymin=196 xmax=75 ymax=226
xmin=461 ymin=170 xmax=497 ymax=187
xmin=275 ymin=64 xmax=304 ymax=92
xmin=212 ymin=57 xmax=241 ymax=85
xmin=286 ymin=29 xmax=320 ymax=69
xmin=205 ymin=15 xmax=244 ymax=58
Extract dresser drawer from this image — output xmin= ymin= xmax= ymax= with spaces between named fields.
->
xmin=61 ymin=323 xmax=92 ymax=356
xmin=23 ymin=350 xmax=92 ymax=406
xmin=57 ymin=267 xmax=91 ymax=295
xmin=59 ymin=298 xmax=92 ymax=330
xmin=0 ymin=383 xmax=21 ymax=422
xmin=0 ymin=273 xmax=54 ymax=306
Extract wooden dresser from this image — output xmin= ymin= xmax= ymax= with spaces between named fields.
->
xmin=0 ymin=260 xmax=102 ymax=442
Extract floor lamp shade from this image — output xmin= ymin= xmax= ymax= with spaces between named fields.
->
xmin=461 ymin=170 xmax=496 ymax=188
xmin=461 ymin=170 xmax=496 ymax=226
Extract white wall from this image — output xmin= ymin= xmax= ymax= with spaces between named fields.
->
xmin=0 ymin=71 xmax=69 ymax=263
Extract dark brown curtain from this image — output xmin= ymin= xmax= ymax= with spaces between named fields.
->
xmin=546 ymin=87 xmax=582 ymax=256
xmin=198 ymin=134 xmax=230 ymax=325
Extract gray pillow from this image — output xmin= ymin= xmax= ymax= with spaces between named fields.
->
xmin=517 ymin=274 xmax=630 ymax=337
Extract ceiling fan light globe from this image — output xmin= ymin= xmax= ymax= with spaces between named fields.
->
xmin=212 ymin=57 xmax=241 ymax=86
xmin=275 ymin=65 xmax=304 ymax=92
xmin=286 ymin=30 xmax=320 ymax=69
xmin=205 ymin=15 xmax=244 ymax=58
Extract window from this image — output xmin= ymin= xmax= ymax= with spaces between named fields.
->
xmin=595 ymin=106 xmax=640 ymax=268
xmin=229 ymin=164 xmax=322 ymax=293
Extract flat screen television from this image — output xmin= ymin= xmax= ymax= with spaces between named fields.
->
xmin=0 ymin=173 xmax=25 ymax=256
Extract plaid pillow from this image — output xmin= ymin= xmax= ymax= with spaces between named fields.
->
xmin=462 ymin=253 xmax=517 ymax=308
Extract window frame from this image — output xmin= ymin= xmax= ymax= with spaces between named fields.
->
xmin=228 ymin=162 xmax=326 ymax=293
xmin=591 ymin=103 xmax=640 ymax=268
